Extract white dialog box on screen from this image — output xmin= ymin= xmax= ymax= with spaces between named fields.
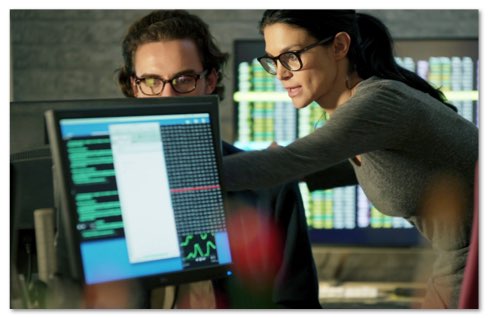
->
xmin=109 ymin=122 xmax=180 ymax=263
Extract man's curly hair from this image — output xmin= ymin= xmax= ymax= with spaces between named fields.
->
xmin=117 ymin=10 xmax=229 ymax=100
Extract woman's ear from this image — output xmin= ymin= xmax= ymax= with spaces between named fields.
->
xmin=332 ymin=32 xmax=351 ymax=60
xmin=204 ymin=68 xmax=218 ymax=95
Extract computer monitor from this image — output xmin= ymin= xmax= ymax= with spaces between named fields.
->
xmin=10 ymin=147 xmax=53 ymax=283
xmin=10 ymin=100 xmax=62 ymax=282
xmin=44 ymin=96 xmax=233 ymax=287
xmin=11 ymin=98 xmax=227 ymax=278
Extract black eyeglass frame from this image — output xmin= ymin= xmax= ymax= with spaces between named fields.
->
xmin=257 ymin=35 xmax=335 ymax=75
xmin=134 ymin=70 xmax=208 ymax=96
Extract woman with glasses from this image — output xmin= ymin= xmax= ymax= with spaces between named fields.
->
xmin=223 ymin=10 xmax=478 ymax=309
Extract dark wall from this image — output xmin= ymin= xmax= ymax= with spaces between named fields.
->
xmin=10 ymin=9 xmax=478 ymax=141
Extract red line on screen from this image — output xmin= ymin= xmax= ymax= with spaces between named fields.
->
xmin=170 ymin=184 xmax=220 ymax=193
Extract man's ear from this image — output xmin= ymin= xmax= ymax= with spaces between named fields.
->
xmin=332 ymin=32 xmax=351 ymax=60
xmin=130 ymin=77 xmax=139 ymax=97
xmin=204 ymin=69 xmax=218 ymax=95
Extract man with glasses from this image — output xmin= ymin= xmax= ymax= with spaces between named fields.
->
xmin=116 ymin=10 xmax=320 ymax=309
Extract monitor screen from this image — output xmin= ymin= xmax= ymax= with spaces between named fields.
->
xmin=233 ymin=38 xmax=478 ymax=247
xmin=44 ymin=96 xmax=232 ymax=287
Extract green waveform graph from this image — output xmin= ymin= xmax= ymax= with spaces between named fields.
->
xmin=180 ymin=233 xmax=218 ymax=266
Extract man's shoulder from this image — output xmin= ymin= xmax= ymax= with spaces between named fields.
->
xmin=222 ymin=141 xmax=243 ymax=156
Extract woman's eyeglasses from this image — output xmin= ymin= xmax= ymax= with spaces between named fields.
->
xmin=258 ymin=36 xmax=334 ymax=75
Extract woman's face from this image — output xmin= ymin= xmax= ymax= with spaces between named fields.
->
xmin=131 ymin=39 xmax=216 ymax=98
xmin=263 ymin=23 xmax=340 ymax=109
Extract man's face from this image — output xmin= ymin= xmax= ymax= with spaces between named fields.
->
xmin=131 ymin=39 xmax=217 ymax=98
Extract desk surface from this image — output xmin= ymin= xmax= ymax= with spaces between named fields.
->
xmin=319 ymin=281 xmax=426 ymax=309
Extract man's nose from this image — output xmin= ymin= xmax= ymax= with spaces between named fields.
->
xmin=160 ymin=82 xmax=177 ymax=97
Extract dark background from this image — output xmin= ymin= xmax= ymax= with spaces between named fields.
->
xmin=10 ymin=9 xmax=479 ymax=141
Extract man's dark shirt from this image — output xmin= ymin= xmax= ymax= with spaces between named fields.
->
xmin=212 ymin=142 xmax=321 ymax=309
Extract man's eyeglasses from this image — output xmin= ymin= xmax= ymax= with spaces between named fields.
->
xmin=134 ymin=70 xmax=208 ymax=96
xmin=258 ymin=36 xmax=334 ymax=75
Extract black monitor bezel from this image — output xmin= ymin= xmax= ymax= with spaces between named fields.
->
xmin=44 ymin=96 xmax=232 ymax=288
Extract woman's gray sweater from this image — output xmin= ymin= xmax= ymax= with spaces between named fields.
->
xmin=223 ymin=76 xmax=478 ymax=308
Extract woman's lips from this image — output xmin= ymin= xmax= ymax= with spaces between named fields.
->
xmin=286 ymin=86 xmax=301 ymax=98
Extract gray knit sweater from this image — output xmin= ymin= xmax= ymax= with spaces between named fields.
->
xmin=223 ymin=76 xmax=478 ymax=308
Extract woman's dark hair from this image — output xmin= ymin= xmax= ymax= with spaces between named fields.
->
xmin=117 ymin=10 xmax=229 ymax=100
xmin=259 ymin=10 xmax=456 ymax=111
